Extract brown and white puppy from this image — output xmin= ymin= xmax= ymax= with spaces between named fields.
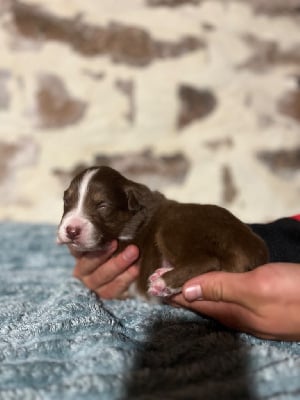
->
xmin=57 ymin=166 xmax=269 ymax=299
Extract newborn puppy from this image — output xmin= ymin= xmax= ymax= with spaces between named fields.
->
xmin=57 ymin=166 xmax=269 ymax=298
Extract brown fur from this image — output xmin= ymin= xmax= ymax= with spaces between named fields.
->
xmin=61 ymin=166 xmax=269 ymax=297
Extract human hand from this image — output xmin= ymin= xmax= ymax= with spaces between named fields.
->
xmin=170 ymin=263 xmax=300 ymax=341
xmin=71 ymin=241 xmax=139 ymax=299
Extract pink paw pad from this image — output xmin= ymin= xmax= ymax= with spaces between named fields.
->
xmin=148 ymin=267 xmax=181 ymax=297
xmin=148 ymin=267 xmax=171 ymax=283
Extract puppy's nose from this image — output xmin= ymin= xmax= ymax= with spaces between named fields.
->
xmin=66 ymin=225 xmax=81 ymax=240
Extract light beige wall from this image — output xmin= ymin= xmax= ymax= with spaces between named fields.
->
xmin=0 ymin=0 xmax=299 ymax=224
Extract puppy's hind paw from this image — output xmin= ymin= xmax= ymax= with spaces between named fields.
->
xmin=147 ymin=267 xmax=181 ymax=297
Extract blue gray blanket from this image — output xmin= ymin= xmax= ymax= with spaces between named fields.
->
xmin=0 ymin=223 xmax=299 ymax=399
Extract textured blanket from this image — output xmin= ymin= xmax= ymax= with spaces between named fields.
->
xmin=0 ymin=223 xmax=299 ymax=400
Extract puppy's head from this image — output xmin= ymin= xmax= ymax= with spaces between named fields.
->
xmin=57 ymin=166 xmax=151 ymax=252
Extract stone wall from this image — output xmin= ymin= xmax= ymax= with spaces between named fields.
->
xmin=0 ymin=0 xmax=299 ymax=224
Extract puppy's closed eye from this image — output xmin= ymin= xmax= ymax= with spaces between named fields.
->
xmin=97 ymin=203 xmax=113 ymax=216
xmin=97 ymin=202 xmax=109 ymax=210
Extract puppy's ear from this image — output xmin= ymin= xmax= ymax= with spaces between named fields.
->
xmin=125 ymin=183 xmax=150 ymax=212
xmin=126 ymin=189 xmax=142 ymax=212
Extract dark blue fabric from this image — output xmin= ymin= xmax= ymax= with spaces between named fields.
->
xmin=249 ymin=218 xmax=300 ymax=263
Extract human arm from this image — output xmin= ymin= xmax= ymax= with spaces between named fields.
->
xmin=71 ymin=241 xmax=140 ymax=299
xmin=170 ymin=262 xmax=300 ymax=341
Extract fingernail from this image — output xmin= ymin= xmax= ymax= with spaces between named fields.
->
xmin=123 ymin=245 xmax=138 ymax=262
xmin=184 ymin=285 xmax=203 ymax=301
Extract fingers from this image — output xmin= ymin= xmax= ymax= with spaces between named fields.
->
xmin=83 ymin=245 xmax=139 ymax=290
xmin=73 ymin=244 xmax=140 ymax=299
xmin=169 ymin=263 xmax=300 ymax=341
xmin=169 ymin=294 xmax=266 ymax=337
xmin=170 ymin=293 xmax=247 ymax=327
xmin=96 ymin=265 xmax=139 ymax=299
xmin=73 ymin=241 xmax=118 ymax=277
xmin=180 ymin=270 xmax=258 ymax=308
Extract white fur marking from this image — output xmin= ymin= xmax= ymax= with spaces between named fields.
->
xmin=57 ymin=168 xmax=99 ymax=246
xmin=118 ymin=234 xmax=134 ymax=241
xmin=76 ymin=168 xmax=99 ymax=217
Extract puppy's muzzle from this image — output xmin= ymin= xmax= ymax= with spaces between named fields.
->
xmin=65 ymin=224 xmax=81 ymax=241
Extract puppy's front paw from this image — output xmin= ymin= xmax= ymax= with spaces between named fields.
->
xmin=148 ymin=267 xmax=181 ymax=297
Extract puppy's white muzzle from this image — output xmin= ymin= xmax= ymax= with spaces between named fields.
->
xmin=57 ymin=212 xmax=99 ymax=251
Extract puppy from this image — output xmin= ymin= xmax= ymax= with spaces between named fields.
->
xmin=57 ymin=166 xmax=269 ymax=298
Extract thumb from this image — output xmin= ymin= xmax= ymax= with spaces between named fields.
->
xmin=182 ymin=271 xmax=250 ymax=305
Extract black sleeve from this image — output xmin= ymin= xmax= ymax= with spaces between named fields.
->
xmin=249 ymin=217 xmax=300 ymax=263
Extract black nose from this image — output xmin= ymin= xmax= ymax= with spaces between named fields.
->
xmin=66 ymin=225 xmax=81 ymax=240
